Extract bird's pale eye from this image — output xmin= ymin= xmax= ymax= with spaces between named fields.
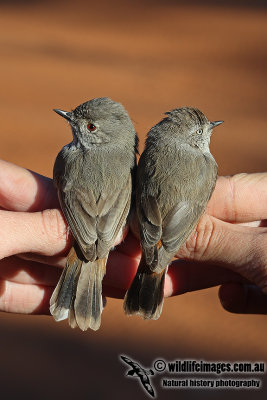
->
xmin=196 ymin=128 xmax=203 ymax=135
xmin=87 ymin=123 xmax=97 ymax=132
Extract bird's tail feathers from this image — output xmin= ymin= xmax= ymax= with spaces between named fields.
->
xmin=50 ymin=247 xmax=81 ymax=321
xmin=123 ymin=256 xmax=166 ymax=320
xmin=50 ymin=247 xmax=106 ymax=331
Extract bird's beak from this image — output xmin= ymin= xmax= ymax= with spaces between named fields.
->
xmin=53 ymin=109 xmax=73 ymax=122
xmin=210 ymin=120 xmax=224 ymax=128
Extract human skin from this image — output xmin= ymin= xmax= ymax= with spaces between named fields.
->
xmin=0 ymin=159 xmax=267 ymax=315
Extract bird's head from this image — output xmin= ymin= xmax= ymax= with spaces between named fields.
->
xmin=165 ymin=107 xmax=223 ymax=149
xmin=54 ymin=97 xmax=136 ymax=150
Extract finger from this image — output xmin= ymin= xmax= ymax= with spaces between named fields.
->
xmin=115 ymin=230 xmax=141 ymax=258
xmin=102 ymin=284 xmax=126 ymax=299
xmin=0 ymin=279 xmax=53 ymax=314
xmin=0 ymin=159 xmax=58 ymax=211
xmin=18 ymin=253 xmax=66 ymax=268
xmin=0 ymin=209 xmax=71 ymax=259
xmin=165 ymin=261 xmax=246 ymax=297
xmin=219 ymin=282 xmax=267 ymax=314
xmin=103 ymin=231 xmax=141 ymax=297
xmin=103 ymin=242 xmax=243 ymax=300
xmin=103 ymin=249 xmax=140 ymax=299
xmin=178 ymin=214 xmax=267 ymax=292
xmin=103 ymin=258 xmax=245 ymax=300
xmin=19 ymin=232 xmax=138 ymax=268
xmin=0 ymin=256 xmax=61 ymax=285
xmin=207 ymin=173 xmax=267 ymax=222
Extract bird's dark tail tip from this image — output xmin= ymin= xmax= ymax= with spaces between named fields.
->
xmin=123 ymin=257 xmax=166 ymax=320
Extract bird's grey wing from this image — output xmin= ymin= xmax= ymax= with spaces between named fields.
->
xmin=139 ymin=195 xmax=162 ymax=243
xmin=160 ymin=201 xmax=200 ymax=254
xmin=139 ymin=151 xmax=217 ymax=272
xmin=96 ymin=174 xmax=132 ymax=258
xmin=53 ymin=150 xmax=98 ymax=260
xmin=57 ymin=185 xmax=98 ymax=260
xmin=138 ymin=194 xmax=163 ymax=266
xmin=58 ymin=179 xmax=131 ymax=260
xmin=158 ymin=153 xmax=218 ymax=267
xmin=55 ymin=150 xmax=132 ymax=260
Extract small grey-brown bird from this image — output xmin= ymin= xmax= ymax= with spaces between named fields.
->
xmin=50 ymin=97 xmax=137 ymax=331
xmin=124 ymin=107 xmax=223 ymax=320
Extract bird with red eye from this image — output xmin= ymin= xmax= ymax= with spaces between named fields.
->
xmin=87 ymin=123 xmax=97 ymax=132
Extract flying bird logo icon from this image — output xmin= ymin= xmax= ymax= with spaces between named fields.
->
xmin=120 ymin=355 xmax=156 ymax=397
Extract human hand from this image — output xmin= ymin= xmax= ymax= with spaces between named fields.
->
xmin=122 ymin=172 xmax=267 ymax=315
xmin=166 ymin=173 xmax=267 ymax=314
xmin=0 ymin=159 xmax=69 ymax=314
xmin=0 ymin=159 xmax=140 ymax=314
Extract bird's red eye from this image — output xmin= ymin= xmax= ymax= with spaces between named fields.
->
xmin=88 ymin=124 xmax=96 ymax=132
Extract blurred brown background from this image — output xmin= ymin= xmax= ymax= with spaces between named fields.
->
xmin=0 ymin=0 xmax=267 ymax=399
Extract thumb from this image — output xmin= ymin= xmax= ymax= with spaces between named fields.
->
xmin=177 ymin=214 xmax=267 ymax=293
